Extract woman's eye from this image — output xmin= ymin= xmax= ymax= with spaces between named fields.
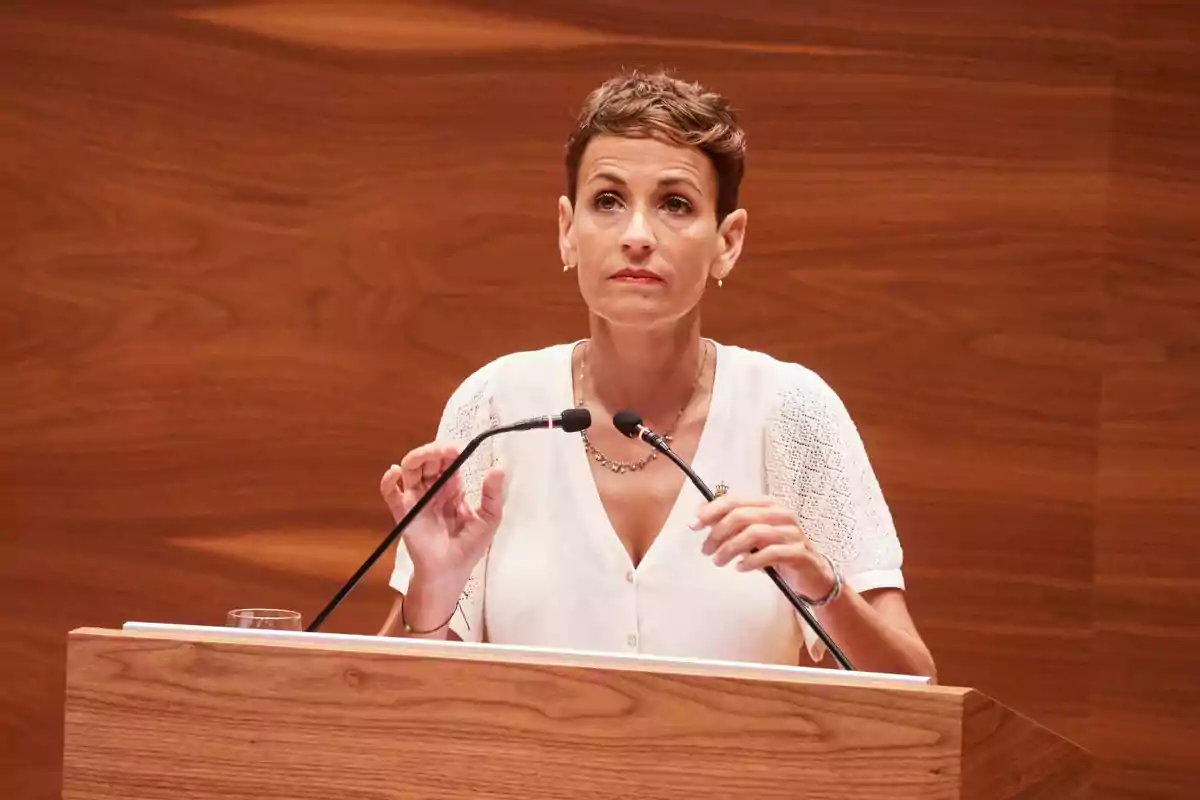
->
xmin=663 ymin=195 xmax=693 ymax=214
xmin=594 ymin=192 xmax=622 ymax=211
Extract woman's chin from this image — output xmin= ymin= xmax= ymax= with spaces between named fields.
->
xmin=588 ymin=299 xmax=694 ymax=330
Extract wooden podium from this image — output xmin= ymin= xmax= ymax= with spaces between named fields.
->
xmin=62 ymin=624 xmax=1089 ymax=799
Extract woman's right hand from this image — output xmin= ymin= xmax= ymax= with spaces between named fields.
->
xmin=380 ymin=443 xmax=505 ymax=594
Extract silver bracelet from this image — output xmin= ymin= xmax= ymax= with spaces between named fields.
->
xmin=799 ymin=552 xmax=842 ymax=607
xmin=401 ymin=598 xmax=459 ymax=635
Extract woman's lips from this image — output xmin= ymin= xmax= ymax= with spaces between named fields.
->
xmin=610 ymin=269 xmax=663 ymax=283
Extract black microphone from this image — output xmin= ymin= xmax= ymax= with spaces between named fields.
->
xmin=612 ymin=410 xmax=855 ymax=671
xmin=306 ymin=408 xmax=592 ymax=632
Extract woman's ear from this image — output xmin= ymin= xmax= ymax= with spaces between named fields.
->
xmin=557 ymin=196 xmax=577 ymax=268
xmin=711 ymin=208 xmax=748 ymax=283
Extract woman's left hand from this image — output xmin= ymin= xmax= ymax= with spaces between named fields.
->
xmin=691 ymin=494 xmax=836 ymax=600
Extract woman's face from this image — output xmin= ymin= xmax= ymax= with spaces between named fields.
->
xmin=558 ymin=134 xmax=747 ymax=329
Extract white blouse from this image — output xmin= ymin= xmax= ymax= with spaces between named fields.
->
xmin=389 ymin=340 xmax=905 ymax=666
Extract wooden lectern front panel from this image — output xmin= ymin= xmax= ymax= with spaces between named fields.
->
xmin=64 ymin=631 xmax=968 ymax=799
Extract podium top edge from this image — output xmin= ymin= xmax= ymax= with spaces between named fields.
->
xmin=68 ymin=624 xmax=951 ymax=695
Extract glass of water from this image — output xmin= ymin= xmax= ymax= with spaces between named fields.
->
xmin=226 ymin=608 xmax=303 ymax=631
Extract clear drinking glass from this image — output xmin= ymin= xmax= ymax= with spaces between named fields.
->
xmin=226 ymin=608 xmax=303 ymax=631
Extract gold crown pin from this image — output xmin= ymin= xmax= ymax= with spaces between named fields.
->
xmin=714 ymin=481 xmax=728 ymax=497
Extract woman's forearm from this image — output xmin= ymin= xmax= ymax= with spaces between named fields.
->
xmin=813 ymin=589 xmax=936 ymax=679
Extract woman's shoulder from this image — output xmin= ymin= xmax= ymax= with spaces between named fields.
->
xmin=714 ymin=342 xmax=867 ymax=449
xmin=717 ymin=342 xmax=843 ymax=408
xmin=435 ymin=341 xmax=577 ymax=438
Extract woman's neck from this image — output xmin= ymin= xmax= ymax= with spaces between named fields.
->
xmin=582 ymin=311 xmax=708 ymax=430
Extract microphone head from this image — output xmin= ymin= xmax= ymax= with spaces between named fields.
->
xmin=559 ymin=407 xmax=592 ymax=433
xmin=612 ymin=410 xmax=643 ymax=438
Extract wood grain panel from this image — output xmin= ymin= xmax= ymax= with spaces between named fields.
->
xmin=961 ymin=690 xmax=1092 ymax=799
xmin=64 ymin=635 xmax=965 ymax=799
xmin=1094 ymin=2 xmax=1200 ymax=797
xmin=61 ymin=629 xmax=1089 ymax=799
xmin=1 ymin=1 xmax=1184 ymax=798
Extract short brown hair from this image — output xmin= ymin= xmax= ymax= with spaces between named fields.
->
xmin=565 ymin=71 xmax=746 ymax=222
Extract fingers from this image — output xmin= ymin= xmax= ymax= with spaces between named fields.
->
xmin=398 ymin=443 xmax=461 ymax=493
xmin=380 ymin=464 xmax=407 ymax=523
xmin=736 ymin=542 xmax=810 ymax=573
xmin=728 ymin=539 xmax=838 ymax=601
xmin=399 ymin=442 xmax=460 ymax=474
xmin=385 ymin=444 xmax=464 ymax=525
xmin=474 ymin=467 xmax=506 ymax=527
xmin=696 ymin=503 xmax=798 ymax=555
xmin=380 ymin=464 xmax=404 ymax=500
xmin=429 ymin=448 xmax=464 ymax=513
xmin=421 ymin=448 xmax=449 ymax=484
xmin=445 ymin=467 xmax=504 ymax=538
xmin=693 ymin=493 xmax=775 ymax=529
xmin=709 ymin=523 xmax=794 ymax=567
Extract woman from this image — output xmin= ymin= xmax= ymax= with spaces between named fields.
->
xmin=378 ymin=70 xmax=935 ymax=678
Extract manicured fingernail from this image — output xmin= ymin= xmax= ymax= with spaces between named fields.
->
xmin=689 ymin=518 xmax=701 ymax=530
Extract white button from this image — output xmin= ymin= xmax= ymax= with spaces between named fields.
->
xmin=625 ymin=570 xmax=635 ymax=583
xmin=627 ymin=634 xmax=638 ymax=648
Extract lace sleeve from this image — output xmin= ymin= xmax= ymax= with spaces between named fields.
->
xmin=387 ymin=363 xmax=501 ymax=642
xmin=764 ymin=368 xmax=905 ymax=659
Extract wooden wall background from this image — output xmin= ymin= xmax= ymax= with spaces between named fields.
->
xmin=0 ymin=2 xmax=1195 ymax=798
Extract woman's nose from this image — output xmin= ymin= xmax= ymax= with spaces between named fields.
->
xmin=619 ymin=210 xmax=655 ymax=254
